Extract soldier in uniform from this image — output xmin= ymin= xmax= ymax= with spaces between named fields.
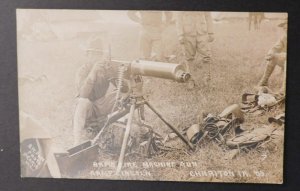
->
xmin=248 ymin=12 xmax=265 ymax=31
xmin=176 ymin=11 xmax=214 ymax=67
xmin=257 ymin=21 xmax=287 ymax=94
xmin=176 ymin=11 xmax=214 ymax=88
xmin=127 ymin=11 xmax=173 ymax=60
xmin=73 ymin=37 xmax=117 ymax=145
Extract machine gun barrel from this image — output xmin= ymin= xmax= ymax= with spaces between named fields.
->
xmin=130 ymin=60 xmax=190 ymax=83
xmin=110 ymin=59 xmax=191 ymax=83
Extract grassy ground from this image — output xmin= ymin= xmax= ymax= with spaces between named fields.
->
xmin=18 ymin=19 xmax=285 ymax=183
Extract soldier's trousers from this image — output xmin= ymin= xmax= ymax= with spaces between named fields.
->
xmin=73 ymin=91 xmax=116 ymax=145
xmin=140 ymin=25 xmax=163 ymax=60
xmin=258 ymin=53 xmax=286 ymax=92
xmin=180 ymin=34 xmax=212 ymax=66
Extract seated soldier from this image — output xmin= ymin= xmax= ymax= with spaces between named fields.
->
xmin=257 ymin=21 xmax=287 ymax=94
xmin=73 ymin=36 xmax=117 ymax=145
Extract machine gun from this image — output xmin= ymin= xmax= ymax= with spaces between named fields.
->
xmin=55 ymin=60 xmax=195 ymax=177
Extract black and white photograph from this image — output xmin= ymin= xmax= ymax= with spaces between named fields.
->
xmin=17 ymin=9 xmax=287 ymax=184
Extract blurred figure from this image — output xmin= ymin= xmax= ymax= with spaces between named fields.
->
xmin=176 ymin=11 xmax=214 ymax=88
xmin=176 ymin=11 xmax=214 ymax=68
xmin=257 ymin=21 xmax=287 ymax=94
xmin=73 ymin=36 xmax=118 ymax=145
xmin=127 ymin=11 xmax=173 ymax=60
xmin=249 ymin=12 xmax=265 ymax=31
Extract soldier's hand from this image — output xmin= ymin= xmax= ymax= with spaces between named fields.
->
xmin=207 ymin=34 xmax=215 ymax=42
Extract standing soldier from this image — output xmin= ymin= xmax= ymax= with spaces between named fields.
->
xmin=257 ymin=21 xmax=287 ymax=94
xmin=176 ymin=11 xmax=214 ymax=66
xmin=249 ymin=12 xmax=265 ymax=31
xmin=176 ymin=11 xmax=214 ymax=88
xmin=127 ymin=11 xmax=173 ymax=60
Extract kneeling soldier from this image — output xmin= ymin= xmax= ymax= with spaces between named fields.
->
xmin=73 ymin=37 xmax=117 ymax=145
xmin=257 ymin=21 xmax=287 ymax=94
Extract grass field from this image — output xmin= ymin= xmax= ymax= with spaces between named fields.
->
xmin=18 ymin=18 xmax=285 ymax=183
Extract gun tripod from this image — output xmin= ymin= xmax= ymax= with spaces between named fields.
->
xmin=91 ymin=92 xmax=195 ymax=174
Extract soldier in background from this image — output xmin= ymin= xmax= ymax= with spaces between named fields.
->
xmin=73 ymin=36 xmax=118 ymax=145
xmin=176 ymin=11 xmax=214 ymax=67
xmin=127 ymin=11 xmax=173 ymax=60
xmin=249 ymin=12 xmax=265 ymax=31
xmin=176 ymin=11 xmax=214 ymax=88
xmin=257 ymin=21 xmax=287 ymax=94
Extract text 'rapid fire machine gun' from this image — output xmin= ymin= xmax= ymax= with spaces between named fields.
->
xmin=57 ymin=60 xmax=195 ymax=176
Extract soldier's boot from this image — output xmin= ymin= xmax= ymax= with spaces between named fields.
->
xmin=185 ymin=59 xmax=196 ymax=90
xmin=258 ymin=61 xmax=276 ymax=87
xmin=187 ymin=78 xmax=196 ymax=90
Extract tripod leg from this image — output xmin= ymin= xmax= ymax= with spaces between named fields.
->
xmin=91 ymin=108 xmax=130 ymax=145
xmin=116 ymin=103 xmax=136 ymax=174
xmin=145 ymin=101 xmax=195 ymax=151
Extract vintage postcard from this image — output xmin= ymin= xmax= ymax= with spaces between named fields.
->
xmin=17 ymin=9 xmax=287 ymax=183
